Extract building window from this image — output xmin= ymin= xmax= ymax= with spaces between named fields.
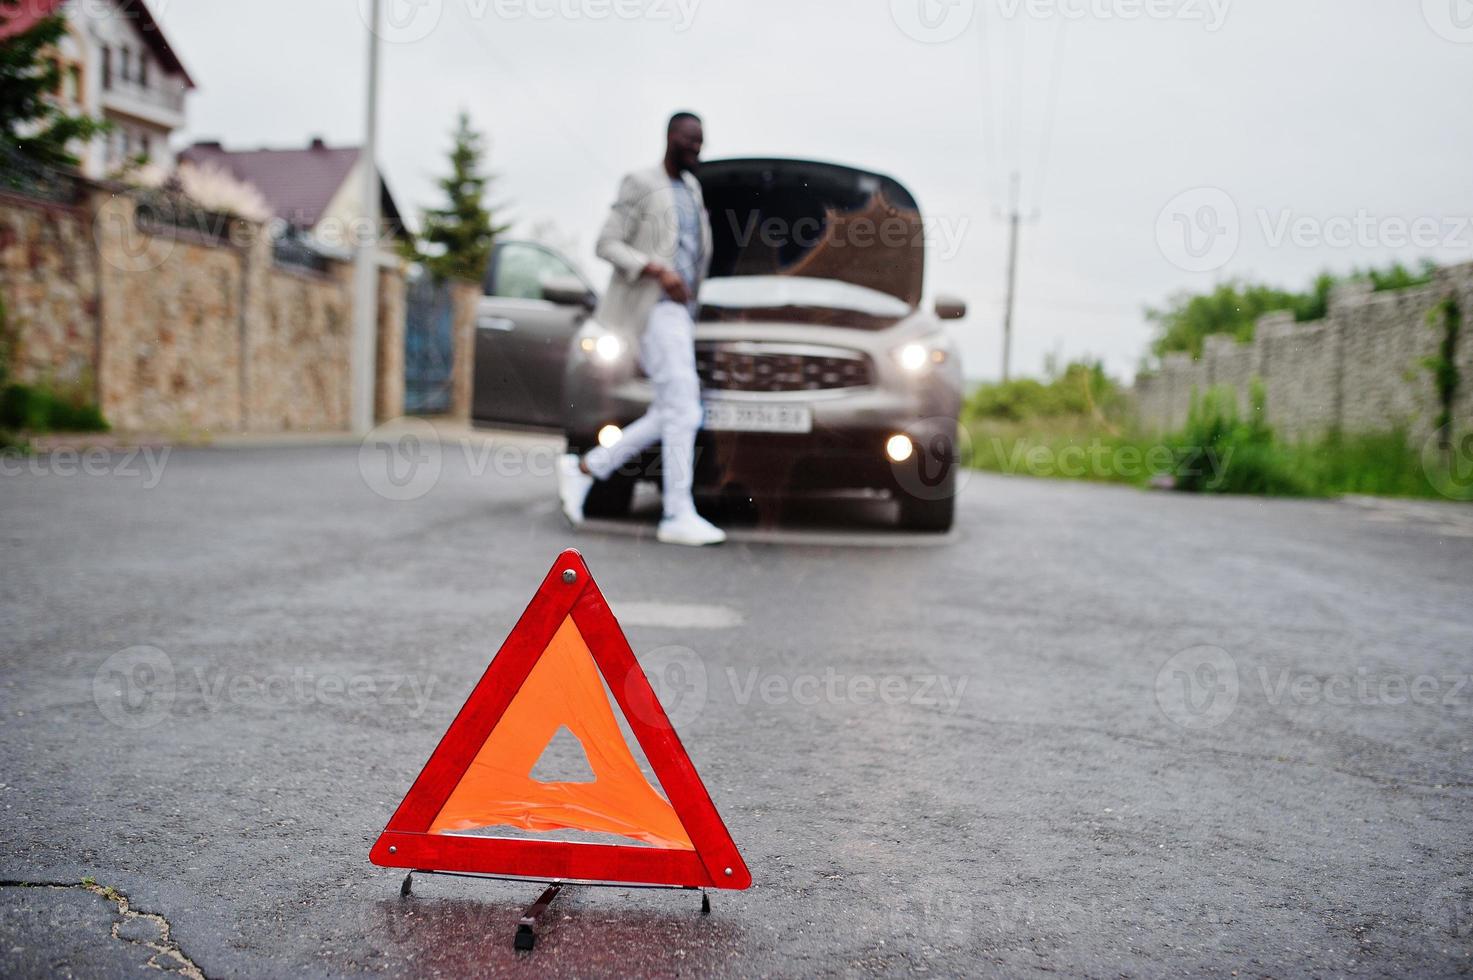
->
xmin=139 ymin=55 xmax=149 ymax=88
xmin=120 ymin=46 xmax=131 ymax=83
xmin=141 ymin=133 xmax=151 ymax=158
xmin=101 ymin=46 xmax=112 ymax=90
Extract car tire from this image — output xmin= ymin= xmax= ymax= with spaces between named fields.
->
xmin=582 ymin=474 xmax=635 ymax=519
xmin=898 ymin=492 xmax=955 ymax=533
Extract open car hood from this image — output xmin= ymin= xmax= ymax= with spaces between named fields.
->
xmin=697 ymin=158 xmax=925 ymax=309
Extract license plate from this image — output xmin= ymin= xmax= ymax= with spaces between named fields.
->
xmin=703 ymin=401 xmax=812 ymax=434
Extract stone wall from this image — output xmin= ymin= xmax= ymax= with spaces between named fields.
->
xmin=448 ymin=280 xmax=480 ymax=422
xmin=0 ymin=184 xmax=410 ymax=434
xmin=1134 ymin=262 xmax=1473 ymax=441
xmin=0 ymin=191 xmax=98 ymax=391
xmin=92 ymin=195 xmax=245 ymax=432
xmin=251 ymin=264 xmax=353 ymax=431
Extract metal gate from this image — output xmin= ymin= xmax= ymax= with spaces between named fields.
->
xmin=403 ymin=272 xmax=456 ymax=415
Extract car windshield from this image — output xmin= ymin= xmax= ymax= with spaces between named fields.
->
xmin=699 ymin=276 xmax=912 ymax=318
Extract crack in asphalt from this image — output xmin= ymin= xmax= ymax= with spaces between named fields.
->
xmin=0 ymin=880 xmax=206 ymax=979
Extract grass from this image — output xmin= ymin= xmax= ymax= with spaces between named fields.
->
xmin=962 ymin=367 xmax=1470 ymax=502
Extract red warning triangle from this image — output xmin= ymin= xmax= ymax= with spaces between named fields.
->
xmin=370 ymin=549 xmax=752 ymax=890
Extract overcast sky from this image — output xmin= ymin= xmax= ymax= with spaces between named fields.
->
xmin=152 ymin=0 xmax=1473 ymax=382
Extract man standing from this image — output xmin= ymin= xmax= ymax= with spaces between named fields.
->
xmin=558 ymin=112 xmax=725 ymax=546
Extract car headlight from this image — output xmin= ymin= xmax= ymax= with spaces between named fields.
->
xmin=577 ymin=324 xmax=627 ymax=365
xmin=892 ymin=332 xmax=950 ymax=373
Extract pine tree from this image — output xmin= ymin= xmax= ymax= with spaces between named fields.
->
xmin=0 ymin=14 xmax=109 ymax=168
xmin=411 ymin=111 xmax=509 ymax=283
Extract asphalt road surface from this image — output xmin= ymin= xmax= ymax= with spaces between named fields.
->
xmin=2 ymin=430 xmax=1471 ymax=978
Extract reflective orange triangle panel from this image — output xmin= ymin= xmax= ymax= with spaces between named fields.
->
xmin=428 ymin=615 xmax=694 ymax=850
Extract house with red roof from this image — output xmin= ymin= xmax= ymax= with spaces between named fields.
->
xmin=180 ymin=138 xmax=406 ymax=251
xmin=1 ymin=0 xmax=196 ymax=177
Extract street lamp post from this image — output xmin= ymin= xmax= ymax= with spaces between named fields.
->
xmin=351 ymin=0 xmax=383 ymax=435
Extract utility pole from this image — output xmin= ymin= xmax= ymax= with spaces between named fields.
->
xmin=351 ymin=0 xmax=383 ymax=435
xmin=1000 ymin=171 xmax=1022 ymax=383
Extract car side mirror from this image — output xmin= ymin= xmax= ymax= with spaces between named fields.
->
xmin=934 ymin=296 xmax=967 ymax=321
xmin=541 ymin=276 xmax=596 ymax=310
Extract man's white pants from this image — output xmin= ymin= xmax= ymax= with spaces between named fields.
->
xmin=585 ymin=301 xmax=702 ymax=519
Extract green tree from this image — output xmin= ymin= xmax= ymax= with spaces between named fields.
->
xmin=408 ymin=111 xmax=510 ymax=282
xmin=0 ymin=13 xmax=108 ymax=167
xmin=1146 ymin=281 xmax=1303 ymax=360
xmin=1146 ymin=262 xmax=1441 ymax=362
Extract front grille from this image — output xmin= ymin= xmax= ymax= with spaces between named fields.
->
xmin=694 ymin=343 xmax=872 ymax=393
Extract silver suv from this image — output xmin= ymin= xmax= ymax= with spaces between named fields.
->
xmin=563 ymin=158 xmax=967 ymax=531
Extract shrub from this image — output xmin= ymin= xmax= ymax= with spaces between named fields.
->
xmin=0 ymin=382 xmax=109 ymax=434
xmin=966 ymin=359 xmax=1123 ymax=423
xmin=1168 ymin=382 xmax=1312 ymax=496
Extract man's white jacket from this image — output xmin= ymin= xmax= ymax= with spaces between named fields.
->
xmin=594 ymin=163 xmax=714 ymax=339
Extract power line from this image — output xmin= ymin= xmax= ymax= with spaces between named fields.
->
xmin=450 ymin=4 xmax=619 ymax=184
xmin=973 ymin=3 xmax=1001 ymax=204
xmin=1031 ymin=19 xmax=1069 ymax=211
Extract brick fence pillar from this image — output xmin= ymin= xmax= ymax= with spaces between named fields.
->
xmin=375 ymin=263 xmax=405 ymax=423
xmin=448 ymin=279 xmax=479 ymax=422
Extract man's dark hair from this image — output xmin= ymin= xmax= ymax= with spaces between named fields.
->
xmin=667 ymin=111 xmax=702 ymax=134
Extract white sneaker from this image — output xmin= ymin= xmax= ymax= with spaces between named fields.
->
xmin=656 ymin=511 xmax=727 ymax=546
xmin=558 ymin=454 xmax=594 ymax=527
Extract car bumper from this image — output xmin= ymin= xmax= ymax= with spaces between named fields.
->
xmin=565 ymin=372 xmax=961 ymax=497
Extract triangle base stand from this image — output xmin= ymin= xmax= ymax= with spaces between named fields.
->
xmin=397 ymin=870 xmax=712 ymax=953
